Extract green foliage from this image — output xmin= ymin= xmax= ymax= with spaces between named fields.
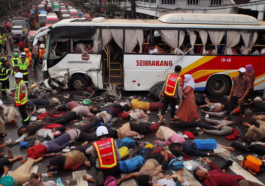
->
xmin=106 ymin=3 xmax=120 ymax=13
xmin=13 ymin=3 xmax=21 ymax=9
xmin=72 ymin=0 xmax=85 ymax=7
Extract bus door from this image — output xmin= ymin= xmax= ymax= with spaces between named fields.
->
xmin=102 ymin=29 xmax=123 ymax=88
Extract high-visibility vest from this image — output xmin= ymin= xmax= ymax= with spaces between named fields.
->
xmin=39 ymin=49 xmax=45 ymax=58
xmin=14 ymin=80 xmax=28 ymax=106
xmin=12 ymin=57 xmax=21 ymax=67
xmin=25 ymin=52 xmax=32 ymax=63
xmin=0 ymin=36 xmax=2 ymax=44
xmin=0 ymin=63 xmax=15 ymax=81
xmin=18 ymin=59 xmax=29 ymax=75
xmin=93 ymin=138 xmax=117 ymax=169
xmin=164 ymin=74 xmax=181 ymax=97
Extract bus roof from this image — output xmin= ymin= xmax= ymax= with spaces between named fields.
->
xmin=158 ymin=13 xmax=259 ymax=25
xmin=47 ymin=14 xmax=265 ymax=31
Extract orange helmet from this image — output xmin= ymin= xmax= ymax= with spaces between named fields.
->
xmin=24 ymin=48 xmax=29 ymax=52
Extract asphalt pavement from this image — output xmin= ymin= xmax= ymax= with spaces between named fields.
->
xmin=1 ymin=40 xmax=265 ymax=185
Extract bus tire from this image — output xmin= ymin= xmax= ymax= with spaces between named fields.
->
xmin=70 ymin=75 xmax=89 ymax=91
xmin=206 ymin=75 xmax=231 ymax=97
xmin=149 ymin=81 xmax=165 ymax=100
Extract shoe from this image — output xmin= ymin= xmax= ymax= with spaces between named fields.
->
xmin=97 ymin=171 xmax=104 ymax=186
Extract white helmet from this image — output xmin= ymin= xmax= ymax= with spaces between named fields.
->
xmin=96 ymin=126 xmax=108 ymax=137
xmin=20 ymin=52 xmax=26 ymax=58
xmin=40 ymin=44 xmax=45 ymax=49
xmin=15 ymin=72 xmax=23 ymax=78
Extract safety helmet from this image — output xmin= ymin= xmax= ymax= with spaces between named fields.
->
xmin=15 ymin=72 xmax=23 ymax=78
xmin=96 ymin=126 xmax=109 ymax=137
xmin=0 ymin=57 xmax=7 ymax=61
xmin=24 ymin=48 xmax=29 ymax=52
xmin=14 ymin=52 xmax=19 ymax=57
xmin=21 ymin=52 xmax=26 ymax=58
xmin=40 ymin=44 xmax=45 ymax=49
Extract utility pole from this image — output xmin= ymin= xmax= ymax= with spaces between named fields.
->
xmin=131 ymin=0 xmax=136 ymax=19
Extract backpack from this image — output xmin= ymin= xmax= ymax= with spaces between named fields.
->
xmin=119 ymin=155 xmax=145 ymax=173
xmin=241 ymin=155 xmax=264 ymax=175
xmin=167 ymin=159 xmax=184 ymax=170
xmin=231 ymin=141 xmax=249 ymax=152
xmin=104 ymin=176 xmax=117 ymax=186
xmin=116 ymin=137 xmax=136 ymax=148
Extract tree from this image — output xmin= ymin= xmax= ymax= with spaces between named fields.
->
xmin=106 ymin=3 xmax=120 ymax=17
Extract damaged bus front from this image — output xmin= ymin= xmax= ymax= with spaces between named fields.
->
xmin=33 ymin=23 xmax=103 ymax=91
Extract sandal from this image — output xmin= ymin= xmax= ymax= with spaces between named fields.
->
xmin=0 ymin=133 xmax=7 ymax=137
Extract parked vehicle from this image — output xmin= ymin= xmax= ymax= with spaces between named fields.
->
xmin=11 ymin=17 xmax=29 ymax=40
xmin=39 ymin=14 xmax=47 ymax=27
xmin=84 ymin=13 xmax=91 ymax=19
xmin=34 ymin=14 xmax=265 ymax=94
xmin=60 ymin=10 xmax=69 ymax=18
xmin=61 ymin=14 xmax=71 ymax=20
xmin=69 ymin=9 xmax=78 ymax=18
xmin=38 ymin=5 xmax=45 ymax=14
xmin=46 ymin=14 xmax=58 ymax=26
xmin=53 ymin=2 xmax=60 ymax=13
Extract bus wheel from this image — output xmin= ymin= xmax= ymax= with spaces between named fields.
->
xmin=71 ymin=75 xmax=89 ymax=91
xmin=207 ymin=75 xmax=231 ymax=97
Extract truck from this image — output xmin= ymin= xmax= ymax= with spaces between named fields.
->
xmin=38 ymin=5 xmax=45 ymax=14
xmin=38 ymin=14 xmax=47 ymax=27
xmin=53 ymin=3 xmax=60 ymax=13
xmin=11 ymin=17 xmax=30 ymax=40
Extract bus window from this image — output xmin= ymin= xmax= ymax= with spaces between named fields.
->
xmin=207 ymin=30 xmax=225 ymax=55
xmin=154 ymin=29 xmax=185 ymax=55
xmin=72 ymin=39 xmax=98 ymax=54
xmin=124 ymin=29 xmax=143 ymax=53
xmin=49 ymin=39 xmax=69 ymax=59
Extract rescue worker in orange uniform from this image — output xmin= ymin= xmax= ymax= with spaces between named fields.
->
xmin=85 ymin=126 xmax=121 ymax=185
xmin=24 ymin=48 xmax=32 ymax=66
xmin=39 ymin=44 xmax=46 ymax=63
xmin=10 ymin=72 xmax=30 ymax=125
xmin=159 ymin=65 xmax=182 ymax=123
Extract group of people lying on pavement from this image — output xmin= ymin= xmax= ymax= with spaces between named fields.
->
xmin=0 ymin=88 xmax=265 ymax=186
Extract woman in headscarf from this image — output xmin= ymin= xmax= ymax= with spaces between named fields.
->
xmin=48 ymin=150 xmax=91 ymax=171
xmin=176 ymin=74 xmax=200 ymax=122
xmin=245 ymin=64 xmax=255 ymax=104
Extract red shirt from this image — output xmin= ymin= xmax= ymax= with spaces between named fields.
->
xmin=203 ymin=162 xmax=244 ymax=186
xmin=27 ymin=144 xmax=47 ymax=159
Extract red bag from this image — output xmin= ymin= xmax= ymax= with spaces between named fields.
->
xmin=37 ymin=112 xmax=47 ymax=120
xmin=184 ymin=131 xmax=194 ymax=139
xmin=49 ymin=114 xmax=62 ymax=118
xmin=43 ymin=123 xmax=62 ymax=129
xmin=225 ymin=127 xmax=240 ymax=140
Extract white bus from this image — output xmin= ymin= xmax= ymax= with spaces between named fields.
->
xmin=33 ymin=13 xmax=265 ymax=96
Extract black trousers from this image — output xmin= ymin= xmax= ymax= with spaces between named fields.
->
xmin=78 ymin=123 xmax=97 ymax=141
xmin=225 ymin=95 xmax=245 ymax=116
xmin=33 ymin=55 xmax=39 ymax=68
xmin=23 ymin=74 xmax=28 ymax=86
xmin=18 ymin=104 xmax=29 ymax=125
xmin=0 ymin=79 xmax=9 ymax=94
xmin=161 ymin=95 xmax=177 ymax=118
xmin=48 ymin=111 xmax=77 ymax=124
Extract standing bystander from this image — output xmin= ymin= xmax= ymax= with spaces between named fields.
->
xmin=159 ymin=65 xmax=182 ymax=123
xmin=224 ymin=67 xmax=250 ymax=120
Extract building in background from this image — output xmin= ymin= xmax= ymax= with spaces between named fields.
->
xmin=108 ymin=0 xmax=265 ymax=20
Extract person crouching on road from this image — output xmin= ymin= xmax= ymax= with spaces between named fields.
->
xmin=85 ymin=126 xmax=121 ymax=186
